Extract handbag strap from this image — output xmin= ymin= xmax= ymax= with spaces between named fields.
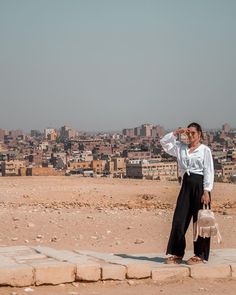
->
xmin=215 ymin=223 xmax=222 ymax=244
xmin=203 ymin=204 xmax=210 ymax=210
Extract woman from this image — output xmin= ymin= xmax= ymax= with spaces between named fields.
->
xmin=160 ymin=122 xmax=214 ymax=264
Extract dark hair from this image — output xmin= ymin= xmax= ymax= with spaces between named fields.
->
xmin=187 ymin=122 xmax=204 ymax=140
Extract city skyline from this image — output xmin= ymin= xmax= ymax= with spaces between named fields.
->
xmin=0 ymin=121 xmax=234 ymax=135
xmin=0 ymin=0 xmax=235 ymax=131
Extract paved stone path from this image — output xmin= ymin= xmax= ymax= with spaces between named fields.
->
xmin=0 ymin=246 xmax=235 ymax=287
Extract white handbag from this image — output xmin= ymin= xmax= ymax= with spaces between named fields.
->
xmin=194 ymin=204 xmax=222 ymax=243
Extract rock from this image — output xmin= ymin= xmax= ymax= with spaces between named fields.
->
xmin=199 ymin=287 xmax=208 ymax=291
xmin=11 ymin=237 xmax=18 ymax=241
xmin=37 ymin=234 xmax=43 ymax=239
xmin=27 ymin=222 xmax=35 ymax=228
xmin=13 ymin=217 xmax=19 ymax=221
xmin=134 ymin=239 xmax=144 ymax=244
xmin=50 ymin=237 xmax=58 ymax=242
xmin=127 ymin=280 xmax=135 ymax=286
xmin=24 ymin=287 xmax=34 ymax=292
xmin=10 ymin=292 xmax=18 ymax=295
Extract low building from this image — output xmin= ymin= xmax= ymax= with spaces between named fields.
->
xmin=1 ymin=160 xmax=26 ymax=176
xmin=26 ymin=167 xmax=64 ymax=176
xmin=91 ymin=160 xmax=106 ymax=174
xmin=69 ymin=161 xmax=91 ymax=171
xmin=123 ymin=150 xmax=152 ymax=160
xmin=71 ymin=150 xmax=93 ymax=162
xmin=126 ymin=159 xmax=177 ymax=180
xmin=68 ymin=160 xmax=106 ymax=175
xmin=107 ymin=157 xmax=126 ymax=177
xmin=222 ymin=161 xmax=236 ymax=181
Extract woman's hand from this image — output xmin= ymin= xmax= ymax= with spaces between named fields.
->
xmin=201 ymin=191 xmax=210 ymax=204
xmin=173 ymin=128 xmax=190 ymax=136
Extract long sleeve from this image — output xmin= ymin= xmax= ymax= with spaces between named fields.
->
xmin=160 ymin=132 xmax=180 ymax=157
xmin=203 ymin=147 xmax=214 ymax=191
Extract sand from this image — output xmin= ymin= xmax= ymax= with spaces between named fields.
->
xmin=0 ymin=176 xmax=235 ymax=294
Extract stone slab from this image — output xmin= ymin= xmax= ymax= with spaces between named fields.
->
xmin=0 ymin=255 xmax=16 ymax=265
xmin=0 ymin=246 xmax=235 ymax=287
xmin=0 ymin=246 xmax=36 ymax=259
xmin=209 ymin=249 xmax=236 ymax=264
xmin=15 ymin=253 xmax=47 ymax=263
xmin=32 ymin=246 xmax=80 ymax=261
xmin=0 ymin=246 xmax=31 ymax=253
xmin=76 ymin=250 xmax=117 ymax=262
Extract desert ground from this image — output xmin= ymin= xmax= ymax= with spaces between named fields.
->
xmin=0 ymin=176 xmax=236 ymax=294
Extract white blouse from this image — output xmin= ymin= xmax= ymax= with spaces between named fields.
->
xmin=160 ymin=132 xmax=214 ymax=192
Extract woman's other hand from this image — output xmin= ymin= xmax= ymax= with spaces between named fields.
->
xmin=201 ymin=191 xmax=210 ymax=204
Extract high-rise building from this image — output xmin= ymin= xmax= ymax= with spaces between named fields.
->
xmin=222 ymin=123 xmax=231 ymax=133
xmin=30 ymin=130 xmax=42 ymax=138
xmin=0 ymin=129 xmax=7 ymax=141
xmin=9 ymin=130 xmax=23 ymax=140
xmin=140 ymin=124 xmax=153 ymax=137
xmin=122 ymin=128 xmax=135 ymax=137
xmin=134 ymin=126 xmax=141 ymax=136
xmin=60 ymin=126 xmax=78 ymax=140
xmin=151 ymin=125 xmax=165 ymax=138
xmin=44 ymin=128 xmax=57 ymax=140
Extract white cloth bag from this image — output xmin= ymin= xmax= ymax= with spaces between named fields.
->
xmin=194 ymin=204 xmax=222 ymax=243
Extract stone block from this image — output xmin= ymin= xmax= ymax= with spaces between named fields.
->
xmin=76 ymin=262 xmax=101 ymax=282
xmin=0 ymin=263 xmax=34 ymax=287
xmin=29 ymin=260 xmax=75 ymax=285
xmin=189 ymin=264 xmax=231 ymax=279
xmin=102 ymin=263 xmax=126 ymax=280
xmin=152 ymin=266 xmax=190 ymax=282
xmin=126 ymin=262 xmax=151 ymax=279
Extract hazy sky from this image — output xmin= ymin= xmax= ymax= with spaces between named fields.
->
xmin=0 ymin=0 xmax=235 ymax=132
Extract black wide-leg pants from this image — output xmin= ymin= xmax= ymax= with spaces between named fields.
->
xmin=166 ymin=173 xmax=211 ymax=261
